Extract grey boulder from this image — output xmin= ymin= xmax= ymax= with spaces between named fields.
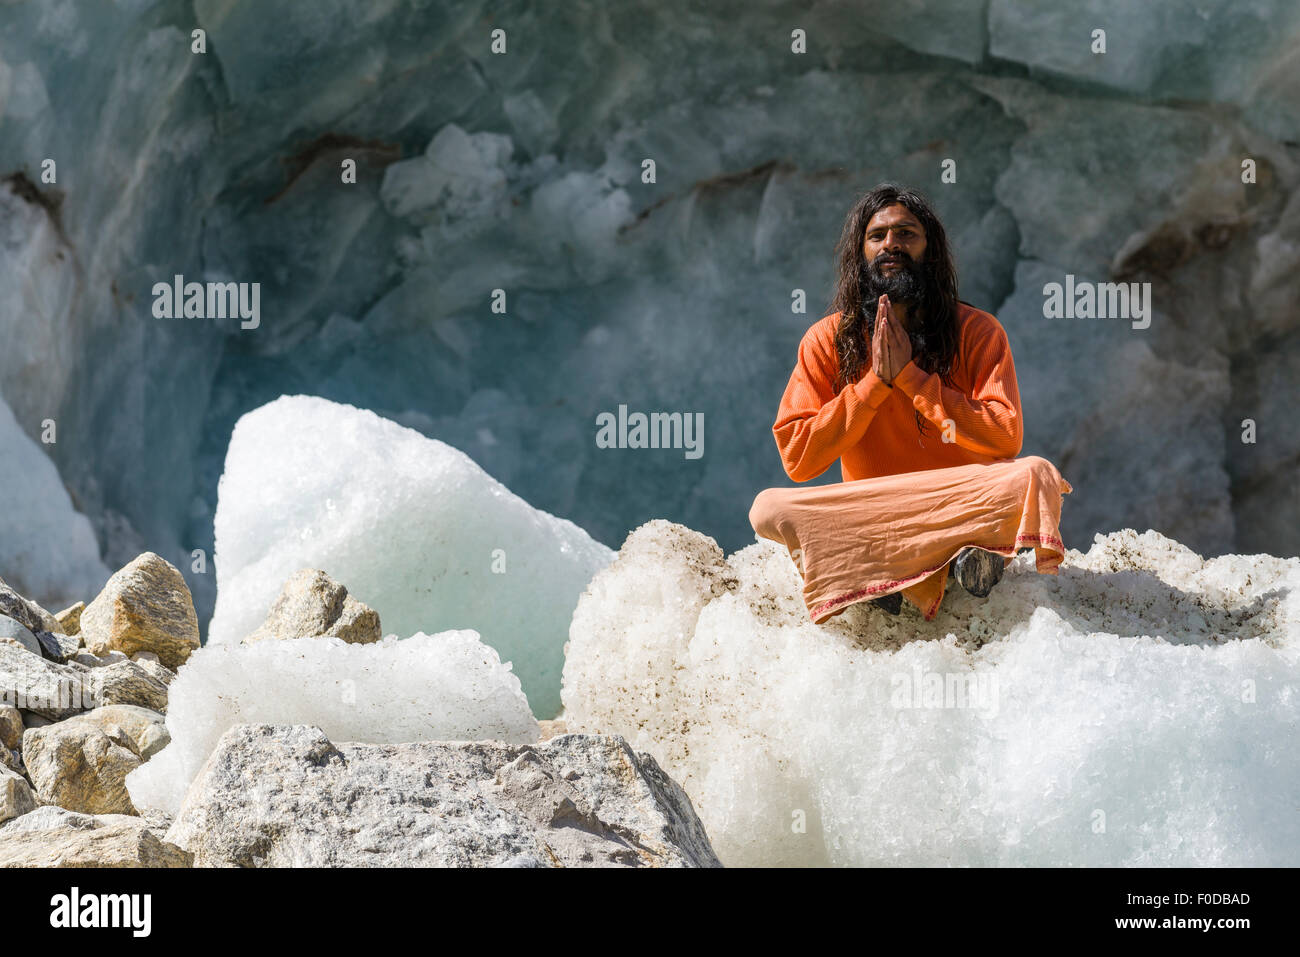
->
xmin=0 ymin=765 xmax=36 ymax=824
xmin=0 ymin=615 xmax=41 ymax=656
xmin=23 ymin=717 xmax=143 ymax=816
xmin=166 ymin=724 xmax=721 ymax=867
xmin=0 ymin=577 xmax=60 ymax=636
xmin=85 ymin=659 xmax=170 ymax=713
xmin=0 ymin=806 xmax=189 ymax=867
xmin=0 ymin=642 xmax=95 ymax=720
xmin=34 ymin=630 xmax=80 ymax=663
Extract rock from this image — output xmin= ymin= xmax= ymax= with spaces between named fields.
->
xmin=166 ymin=724 xmax=721 ymax=867
xmin=131 ymin=656 xmax=176 ymax=688
xmin=0 ymin=642 xmax=96 ymax=720
xmin=0 ymin=706 xmax=21 ymax=750
xmin=1 ymin=804 xmax=169 ymax=837
xmin=20 ymin=710 xmax=56 ymax=729
xmin=0 ymin=806 xmax=190 ymax=867
xmin=243 ymin=569 xmax=381 ymax=645
xmin=34 ymin=631 xmax=80 ymax=663
xmin=0 ymin=747 xmax=23 ymax=775
xmin=0 ymin=577 xmax=61 ymax=636
xmin=0 ymin=615 xmax=42 ymax=656
xmin=23 ymin=717 xmax=142 ymax=815
xmin=0 ymin=765 xmax=36 ymax=824
xmin=135 ymin=805 xmax=175 ymax=839
xmin=86 ymin=660 xmax=170 ymax=713
xmin=55 ymin=602 xmax=85 ymax=636
xmin=0 ymin=805 xmax=101 ymax=832
xmin=73 ymin=650 xmax=129 ymax=668
xmin=79 ymin=553 xmax=200 ymax=670
xmin=70 ymin=705 xmax=169 ymax=760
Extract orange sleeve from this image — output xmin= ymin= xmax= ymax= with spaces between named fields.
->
xmin=772 ymin=326 xmax=895 ymax=482
xmin=891 ymin=320 xmax=1023 ymax=459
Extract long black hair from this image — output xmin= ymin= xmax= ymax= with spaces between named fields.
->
xmin=828 ymin=183 xmax=962 ymax=436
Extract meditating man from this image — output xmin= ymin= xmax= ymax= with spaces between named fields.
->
xmin=749 ymin=183 xmax=1072 ymax=622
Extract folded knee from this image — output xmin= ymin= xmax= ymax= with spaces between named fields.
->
xmin=749 ymin=488 xmax=788 ymax=538
xmin=1017 ymin=454 xmax=1059 ymax=484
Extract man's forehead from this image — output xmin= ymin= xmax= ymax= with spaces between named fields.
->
xmin=865 ymin=205 xmax=922 ymax=230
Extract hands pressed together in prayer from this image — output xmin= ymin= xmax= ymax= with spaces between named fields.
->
xmin=870 ymin=293 xmax=912 ymax=384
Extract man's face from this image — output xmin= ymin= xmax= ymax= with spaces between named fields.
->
xmin=862 ymin=203 xmax=928 ymax=303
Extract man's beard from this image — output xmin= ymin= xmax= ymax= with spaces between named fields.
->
xmin=861 ymin=252 xmax=925 ymax=305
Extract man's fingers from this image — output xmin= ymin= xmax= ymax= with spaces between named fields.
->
xmin=888 ymin=313 xmax=906 ymax=348
xmin=871 ymin=312 xmax=884 ymax=377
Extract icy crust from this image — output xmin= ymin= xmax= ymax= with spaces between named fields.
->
xmin=561 ymin=522 xmax=1300 ymax=866
xmin=126 ymin=630 xmax=539 ymax=816
xmin=206 ymin=395 xmax=614 ymax=718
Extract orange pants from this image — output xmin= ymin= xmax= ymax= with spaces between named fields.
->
xmin=749 ymin=456 xmax=1072 ymax=622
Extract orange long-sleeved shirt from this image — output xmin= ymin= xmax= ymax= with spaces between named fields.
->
xmin=773 ymin=303 xmax=1023 ymax=483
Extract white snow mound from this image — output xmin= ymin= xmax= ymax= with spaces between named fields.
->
xmin=562 ymin=521 xmax=1300 ymax=866
xmin=206 ymin=394 xmax=613 ymax=718
xmin=126 ymin=630 xmax=539 ymax=816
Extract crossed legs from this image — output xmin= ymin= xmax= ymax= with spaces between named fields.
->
xmin=869 ymin=546 xmax=1009 ymax=615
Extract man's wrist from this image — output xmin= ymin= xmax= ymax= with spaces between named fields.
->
xmin=893 ymin=360 xmax=926 ymax=395
xmin=857 ymin=369 xmax=895 ymax=408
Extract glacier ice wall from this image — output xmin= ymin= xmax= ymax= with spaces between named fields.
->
xmin=206 ymin=394 xmax=613 ymax=719
xmin=0 ymin=391 xmax=110 ymax=607
xmin=0 ymin=0 xmax=1297 ymax=635
xmin=562 ymin=521 xmax=1300 ymax=866
xmin=127 ymin=630 xmax=540 ymax=816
